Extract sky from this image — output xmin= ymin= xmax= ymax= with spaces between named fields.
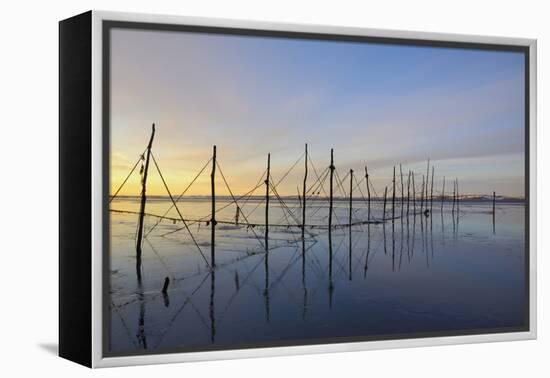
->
xmin=110 ymin=27 xmax=526 ymax=198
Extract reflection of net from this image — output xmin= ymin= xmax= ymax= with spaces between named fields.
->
xmin=109 ymin=138 xmax=472 ymax=351
xmin=111 ymin=204 xmax=454 ymax=352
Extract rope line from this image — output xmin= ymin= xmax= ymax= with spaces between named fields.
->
xmin=150 ymin=152 xmax=211 ymax=268
xmin=145 ymin=157 xmax=212 ymax=237
xmin=109 ymin=148 xmax=147 ymax=203
xmin=216 ymin=160 xmax=266 ymax=250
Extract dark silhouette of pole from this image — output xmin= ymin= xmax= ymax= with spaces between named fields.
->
xmin=430 ymin=166 xmax=434 ymax=213
xmin=383 ymin=212 xmax=387 ymax=255
xmin=392 ymin=166 xmax=396 ymax=222
xmin=349 ymin=169 xmax=353 ymax=226
xmin=383 ymin=186 xmax=388 ymax=222
xmin=136 ymin=123 xmax=156 ymax=277
xmin=161 ymin=277 xmax=170 ymax=307
xmin=452 ymin=179 xmax=456 ymax=215
xmin=493 ymin=192 xmax=497 ymax=234
xmin=328 ymin=148 xmax=335 ymax=308
xmin=329 ymin=149 xmax=334 ymax=230
xmin=425 ymin=159 xmax=430 ymax=203
xmin=264 ymin=154 xmax=271 ymax=319
xmin=400 ymin=164 xmax=404 ymax=217
xmin=302 ymin=144 xmax=308 ymax=239
xmin=412 ymin=172 xmax=416 ymax=215
xmin=407 ymin=170 xmax=411 ymax=217
xmin=265 ymin=153 xmax=270 ymax=251
xmin=210 ymin=145 xmax=216 ymax=267
xmin=365 ymin=166 xmax=371 ymax=220
xmin=161 ymin=277 xmax=170 ymax=294
xmin=349 ymin=168 xmax=353 ymax=281
xmin=364 ymin=223 xmax=371 ymax=275
xmin=349 ymin=216 xmax=353 ymax=281
xmin=420 ymin=175 xmax=425 ymax=214
xmin=137 ymin=289 xmax=147 ymax=348
xmin=441 ymin=176 xmax=446 ymax=213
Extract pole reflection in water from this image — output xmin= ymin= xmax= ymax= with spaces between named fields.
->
xmin=364 ymin=224 xmax=371 ymax=277
xmin=302 ymin=238 xmax=307 ymax=320
xmin=234 ymin=271 xmax=240 ymax=292
xmin=392 ymin=212 xmax=396 ymax=272
xmin=383 ymin=222 xmax=387 ymax=256
xmin=451 ymin=205 xmax=456 ymax=239
xmin=162 ymin=290 xmax=170 ymax=308
xmin=137 ymin=280 xmax=147 ymax=350
xmin=411 ymin=210 xmax=417 ymax=260
xmin=328 ymin=230 xmax=334 ymax=309
xmin=349 ymin=228 xmax=353 ymax=281
xmin=493 ymin=192 xmax=497 ymax=235
xmin=406 ymin=215 xmax=411 ymax=263
xmin=441 ymin=210 xmax=445 ymax=246
xmin=420 ymin=212 xmax=428 ymax=267
xmin=109 ymin=196 xmax=526 ymax=354
xmin=264 ymin=252 xmax=270 ymax=322
xmin=399 ymin=215 xmax=404 ymax=271
xmin=210 ymin=269 xmax=216 ymax=342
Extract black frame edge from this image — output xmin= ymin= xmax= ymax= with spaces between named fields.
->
xmin=59 ymin=10 xmax=93 ymax=368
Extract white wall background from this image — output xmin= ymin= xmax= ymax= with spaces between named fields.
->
xmin=0 ymin=0 xmax=546 ymax=376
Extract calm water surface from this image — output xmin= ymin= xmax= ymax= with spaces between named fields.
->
xmin=108 ymin=198 xmax=526 ymax=354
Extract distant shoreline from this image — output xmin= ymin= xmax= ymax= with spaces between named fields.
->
xmin=110 ymin=195 xmax=526 ymax=203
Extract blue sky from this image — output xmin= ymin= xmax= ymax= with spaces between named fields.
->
xmin=110 ymin=28 xmax=525 ymax=197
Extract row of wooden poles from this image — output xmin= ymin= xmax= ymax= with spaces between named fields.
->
xmin=133 ymin=124 xmax=496 ymax=270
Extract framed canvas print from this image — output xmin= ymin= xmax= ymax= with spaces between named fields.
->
xmin=59 ymin=10 xmax=537 ymax=368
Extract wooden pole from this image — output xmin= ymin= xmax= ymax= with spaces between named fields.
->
xmin=452 ymin=179 xmax=456 ymax=214
xmin=430 ymin=166 xmax=434 ymax=213
xmin=493 ymin=192 xmax=497 ymax=235
xmin=407 ymin=170 xmax=411 ymax=217
xmin=329 ymin=149 xmax=334 ymax=230
xmin=400 ymin=164 xmax=404 ymax=216
xmin=162 ymin=277 xmax=170 ymax=307
xmin=365 ymin=166 xmax=371 ymax=220
xmin=265 ymin=153 xmax=270 ymax=251
xmin=383 ymin=186 xmax=388 ymax=222
xmin=161 ymin=277 xmax=170 ymax=294
xmin=349 ymin=168 xmax=354 ymax=281
xmin=328 ymin=150 xmax=335 ymax=308
xmin=392 ymin=166 xmax=396 ymax=221
xmin=349 ymin=169 xmax=353 ymax=226
xmin=302 ymin=144 xmax=308 ymax=239
xmin=211 ymin=145 xmax=216 ymax=267
xmin=420 ymin=175 xmax=425 ymax=214
xmin=441 ymin=176 xmax=446 ymax=213
xmin=425 ymin=159 xmax=430 ymax=204
xmin=412 ymin=172 xmax=416 ymax=215
xmin=136 ymin=123 xmax=156 ymax=267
